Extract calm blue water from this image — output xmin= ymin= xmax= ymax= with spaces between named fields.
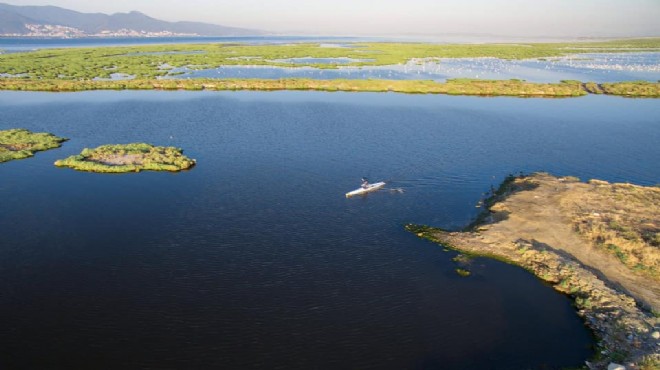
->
xmin=0 ymin=36 xmax=373 ymax=53
xmin=2 ymin=91 xmax=659 ymax=369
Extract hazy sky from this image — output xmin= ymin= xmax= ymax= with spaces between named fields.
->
xmin=5 ymin=0 xmax=660 ymax=37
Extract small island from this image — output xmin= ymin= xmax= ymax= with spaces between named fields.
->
xmin=407 ymin=173 xmax=659 ymax=369
xmin=0 ymin=128 xmax=67 ymax=163
xmin=54 ymin=143 xmax=196 ymax=173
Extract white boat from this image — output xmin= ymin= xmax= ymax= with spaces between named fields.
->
xmin=345 ymin=182 xmax=386 ymax=198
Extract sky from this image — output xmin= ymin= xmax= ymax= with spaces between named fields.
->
xmin=4 ymin=0 xmax=660 ymax=37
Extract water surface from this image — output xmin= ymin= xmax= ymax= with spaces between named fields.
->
xmin=2 ymin=91 xmax=659 ymax=369
xmin=171 ymin=52 xmax=660 ymax=83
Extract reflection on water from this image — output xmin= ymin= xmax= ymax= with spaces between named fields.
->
xmin=1 ymin=91 xmax=659 ymax=369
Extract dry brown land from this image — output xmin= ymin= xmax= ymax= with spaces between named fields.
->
xmin=408 ymin=173 xmax=659 ymax=368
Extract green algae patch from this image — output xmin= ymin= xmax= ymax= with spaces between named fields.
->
xmin=54 ymin=143 xmax=196 ymax=173
xmin=0 ymin=128 xmax=67 ymax=163
xmin=455 ymin=268 xmax=471 ymax=277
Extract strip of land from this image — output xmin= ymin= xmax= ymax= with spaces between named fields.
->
xmin=407 ymin=173 xmax=659 ymax=368
xmin=1 ymin=78 xmax=659 ymax=97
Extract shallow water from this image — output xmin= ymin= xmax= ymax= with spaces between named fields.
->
xmin=2 ymin=91 xmax=659 ymax=369
xmin=173 ymin=52 xmax=660 ymax=83
xmin=273 ymin=57 xmax=375 ymax=64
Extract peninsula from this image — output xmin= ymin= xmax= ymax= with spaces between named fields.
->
xmin=407 ymin=173 xmax=659 ymax=369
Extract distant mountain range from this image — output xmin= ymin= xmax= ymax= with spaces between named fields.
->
xmin=0 ymin=3 xmax=264 ymax=37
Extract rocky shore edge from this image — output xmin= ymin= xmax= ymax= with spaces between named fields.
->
xmin=406 ymin=174 xmax=659 ymax=369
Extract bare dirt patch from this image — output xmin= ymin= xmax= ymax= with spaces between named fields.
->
xmin=87 ymin=153 xmax=145 ymax=166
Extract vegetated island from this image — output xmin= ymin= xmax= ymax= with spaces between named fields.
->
xmin=54 ymin=143 xmax=196 ymax=173
xmin=0 ymin=128 xmax=67 ymax=163
xmin=406 ymin=173 xmax=659 ymax=369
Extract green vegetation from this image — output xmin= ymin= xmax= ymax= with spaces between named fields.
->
xmin=455 ymin=268 xmax=471 ymax=277
xmin=571 ymin=181 xmax=660 ymax=280
xmin=0 ymin=39 xmax=658 ymax=97
xmin=54 ymin=143 xmax=195 ymax=173
xmin=1 ymin=38 xmax=658 ymax=80
xmin=0 ymin=128 xmax=67 ymax=163
xmin=0 ymin=77 xmax=591 ymax=97
xmin=600 ymin=81 xmax=660 ymax=97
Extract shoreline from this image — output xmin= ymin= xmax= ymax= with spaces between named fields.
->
xmin=1 ymin=78 xmax=658 ymax=98
xmin=407 ymin=173 xmax=659 ymax=368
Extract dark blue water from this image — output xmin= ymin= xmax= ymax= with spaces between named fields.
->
xmin=2 ymin=91 xmax=659 ymax=369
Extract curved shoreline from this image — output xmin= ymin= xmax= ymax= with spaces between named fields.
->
xmin=407 ymin=173 xmax=659 ymax=368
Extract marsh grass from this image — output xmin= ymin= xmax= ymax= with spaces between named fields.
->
xmin=0 ymin=128 xmax=67 ymax=163
xmin=0 ymin=38 xmax=658 ymax=80
xmin=567 ymin=181 xmax=660 ymax=280
xmin=0 ymin=77 xmax=592 ymax=97
xmin=2 ymin=37 xmax=658 ymax=97
xmin=54 ymin=143 xmax=196 ymax=173
xmin=600 ymin=81 xmax=660 ymax=97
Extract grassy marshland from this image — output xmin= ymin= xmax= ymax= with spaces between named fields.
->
xmin=0 ymin=77 xmax=592 ymax=96
xmin=1 ymin=38 xmax=658 ymax=97
xmin=0 ymin=128 xmax=67 ymax=163
xmin=1 ymin=38 xmax=658 ymax=80
xmin=54 ymin=143 xmax=196 ymax=173
xmin=0 ymin=76 xmax=657 ymax=97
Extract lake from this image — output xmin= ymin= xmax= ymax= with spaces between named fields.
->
xmin=1 ymin=91 xmax=659 ymax=369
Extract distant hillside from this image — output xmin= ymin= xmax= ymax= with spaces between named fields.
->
xmin=0 ymin=3 xmax=264 ymax=37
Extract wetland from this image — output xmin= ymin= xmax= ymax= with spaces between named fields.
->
xmin=1 ymin=38 xmax=659 ymax=97
xmin=2 ymin=36 xmax=660 ymax=370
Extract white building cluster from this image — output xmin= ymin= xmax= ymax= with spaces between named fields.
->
xmin=0 ymin=24 xmax=198 ymax=38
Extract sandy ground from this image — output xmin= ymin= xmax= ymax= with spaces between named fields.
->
xmin=89 ymin=153 xmax=145 ymax=166
xmin=477 ymin=174 xmax=659 ymax=311
xmin=414 ymin=173 xmax=659 ymax=367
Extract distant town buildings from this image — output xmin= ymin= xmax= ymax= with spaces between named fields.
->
xmin=1 ymin=24 xmax=198 ymax=38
